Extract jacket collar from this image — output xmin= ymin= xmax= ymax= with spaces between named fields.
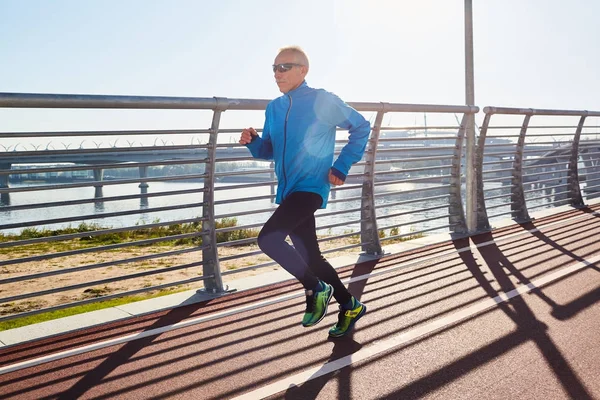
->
xmin=285 ymin=80 xmax=309 ymax=97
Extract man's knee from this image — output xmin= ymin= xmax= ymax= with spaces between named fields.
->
xmin=257 ymin=229 xmax=282 ymax=254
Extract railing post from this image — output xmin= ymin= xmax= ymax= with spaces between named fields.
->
xmin=512 ymin=114 xmax=531 ymax=222
xmin=568 ymin=115 xmax=586 ymax=207
xmin=0 ymin=163 xmax=10 ymax=189
xmin=360 ymin=107 xmax=385 ymax=255
xmin=0 ymin=163 xmax=11 ymax=206
xmin=449 ymin=114 xmax=468 ymax=233
xmin=475 ymin=113 xmax=492 ymax=230
xmin=201 ymin=98 xmax=227 ymax=293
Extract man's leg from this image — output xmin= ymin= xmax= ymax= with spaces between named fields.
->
xmin=289 ymin=213 xmax=352 ymax=306
xmin=257 ymin=191 xmax=334 ymax=327
xmin=256 ymin=192 xmax=321 ymax=290
xmin=289 ymin=203 xmax=367 ymax=338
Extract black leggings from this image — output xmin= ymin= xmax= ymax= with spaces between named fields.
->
xmin=257 ymin=191 xmax=352 ymax=305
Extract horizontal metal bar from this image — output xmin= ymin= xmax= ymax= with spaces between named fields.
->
xmin=485 ymin=201 xmax=514 ymax=210
xmin=522 ymin=162 xmax=568 ymax=170
xmin=583 ymin=177 xmax=600 ymax=185
xmin=482 ymin=167 xmax=513 ymax=174
xmin=373 ymin=184 xmax=450 ymax=198
xmin=484 ymin=192 xmax=512 ymax=201
xmin=523 ymin=170 xmax=568 ymax=179
xmin=482 ymin=176 xmax=512 ymax=183
xmin=485 ymin=133 xmax=576 ymax=137
xmin=0 ymin=232 xmax=203 ymax=268
xmin=0 ymin=201 xmax=205 ymax=231
xmin=525 ymin=191 xmax=569 ymax=203
xmin=376 ymin=146 xmax=457 ymax=153
xmin=213 ymin=181 xmax=278 ymax=191
xmin=524 ymin=176 xmax=568 ymax=186
xmin=374 ymin=194 xmax=450 ymax=209
xmin=379 ymin=223 xmax=455 ymax=241
xmin=0 ymin=187 xmax=205 ymax=212
xmin=213 ymin=169 xmax=273 ymax=178
xmin=0 ymin=253 xmax=205 ymax=304
xmin=214 ymin=194 xmax=275 ymax=205
xmin=378 ymin=127 xmax=458 ymax=132
xmin=0 ymin=159 xmax=207 ymax=176
xmin=481 ymin=143 xmax=517 ymax=148
xmin=374 ymin=175 xmax=453 ymax=187
xmin=528 ymin=197 xmax=570 ymax=209
xmin=483 ymin=184 xmax=515 ymax=192
xmin=214 ymin=156 xmax=257 ymax=163
xmin=376 ymin=136 xmax=458 ymax=141
xmin=0 ymin=92 xmax=478 ymax=114
xmin=0 ymin=217 xmax=205 ymax=248
xmin=214 ymin=207 xmax=274 ymax=220
xmin=484 ymin=106 xmax=600 ymax=117
xmin=374 ymin=155 xmax=454 ymax=165
xmin=374 ymin=165 xmax=451 ymax=176
xmin=378 ymin=214 xmax=454 ymax=230
xmin=487 ymin=210 xmax=514 ymax=219
xmin=524 ymin=183 xmax=566 ymax=194
xmin=316 ymin=218 xmax=365 ymax=230
xmin=481 ymin=159 xmax=515 ymax=166
xmin=0 ymin=173 xmax=209 ymax=194
xmin=327 ymin=194 xmax=367 ymax=205
xmin=486 ymin=125 xmax=579 ymax=130
xmin=377 ymin=203 xmax=450 ymax=219
xmin=0 ymin=128 xmax=212 ymax=138
xmin=0 ymin=143 xmax=209 ymax=159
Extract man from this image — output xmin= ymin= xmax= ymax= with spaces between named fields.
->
xmin=239 ymin=46 xmax=371 ymax=338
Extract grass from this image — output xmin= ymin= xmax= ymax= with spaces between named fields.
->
xmin=0 ymin=218 xmax=260 ymax=256
xmin=0 ymin=287 xmax=189 ymax=331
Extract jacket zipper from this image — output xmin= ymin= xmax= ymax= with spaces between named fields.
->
xmin=281 ymin=94 xmax=292 ymax=196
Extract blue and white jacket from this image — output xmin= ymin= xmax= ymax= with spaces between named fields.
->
xmin=246 ymin=81 xmax=371 ymax=208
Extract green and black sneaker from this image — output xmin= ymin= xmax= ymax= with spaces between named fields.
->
xmin=301 ymin=283 xmax=334 ymax=327
xmin=328 ymin=297 xmax=366 ymax=338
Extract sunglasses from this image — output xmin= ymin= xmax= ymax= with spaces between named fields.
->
xmin=272 ymin=63 xmax=303 ymax=73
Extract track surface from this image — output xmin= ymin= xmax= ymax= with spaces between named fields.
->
xmin=1 ymin=206 xmax=600 ymax=399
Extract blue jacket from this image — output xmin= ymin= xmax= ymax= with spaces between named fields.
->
xmin=246 ymin=81 xmax=371 ymax=208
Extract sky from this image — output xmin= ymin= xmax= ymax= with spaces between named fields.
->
xmin=1 ymin=0 xmax=600 ymax=144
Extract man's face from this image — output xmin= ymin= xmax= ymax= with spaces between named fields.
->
xmin=273 ymin=51 xmax=307 ymax=94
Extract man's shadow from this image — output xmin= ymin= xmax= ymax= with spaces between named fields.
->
xmin=283 ymin=259 xmax=377 ymax=399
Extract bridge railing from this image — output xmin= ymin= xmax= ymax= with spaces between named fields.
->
xmin=0 ymin=92 xmax=478 ymax=322
xmin=475 ymin=107 xmax=600 ymax=230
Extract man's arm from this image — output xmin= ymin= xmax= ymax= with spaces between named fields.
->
xmin=240 ymin=108 xmax=274 ymax=160
xmin=324 ymin=94 xmax=371 ymax=183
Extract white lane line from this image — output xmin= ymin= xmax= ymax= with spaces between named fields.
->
xmin=232 ymin=253 xmax=600 ymax=400
xmin=0 ymin=210 xmax=597 ymax=376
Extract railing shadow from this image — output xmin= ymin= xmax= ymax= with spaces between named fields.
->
xmin=2 ymin=210 xmax=599 ymax=399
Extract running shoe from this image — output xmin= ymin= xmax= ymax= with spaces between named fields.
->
xmin=328 ymin=297 xmax=366 ymax=338
xmin=301 ymin=282 xmax=334 ymax=327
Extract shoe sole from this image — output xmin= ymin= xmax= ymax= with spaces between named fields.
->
xmin=302 ymin=286 xmax=334 ymax=327
xmin=328 ymin=304 xmax=367 ymax=338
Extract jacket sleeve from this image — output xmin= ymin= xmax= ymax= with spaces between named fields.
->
xmin=246 ymin=106 xmax=274 ymax=160
xmin=325 ymin=94 xmax=371 ymax=181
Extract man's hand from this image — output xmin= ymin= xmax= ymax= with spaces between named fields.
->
xmin=239 ymin=127 xmax=258 ymax=145
xmin=329 ymin=170 xmax=344 ymax=186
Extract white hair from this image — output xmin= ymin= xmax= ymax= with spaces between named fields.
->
xmin=277 ymin=45 xmax=310 ymax=69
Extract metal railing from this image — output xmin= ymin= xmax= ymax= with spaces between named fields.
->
xmin=475 ymin=106 xmax=600 ymax=230
xmin=0 ymin=92 xmax=478 ymax=322
xmin=2 ymin=92 xmax=600 ymax=323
